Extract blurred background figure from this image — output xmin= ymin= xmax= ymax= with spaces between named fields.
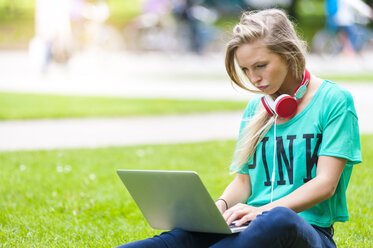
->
xmin=123 ymin=0 xmax=177 ymax=52
xmin=123 ymin=0 xmax=221 ymax=54
xmin=29 ymin=0 xmax=75 ymax=73
xmin=14 ymin=0 xmax=373 ymax=63
xmin=312 ymin=0 xmax=373 ymax=57
xmin=171 ymin=0 xmax=219 ymax=54
xmin=80 ymin=0 xmax=123 ymax=51
xmin=28 ymin=0 xmax=122 ymax=73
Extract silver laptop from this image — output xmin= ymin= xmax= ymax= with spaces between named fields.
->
xmin=117 ymin=169 xmax=250 ymax=234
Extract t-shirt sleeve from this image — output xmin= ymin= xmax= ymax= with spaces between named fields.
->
xmin=230 ymin=96 xmax=262 ymax=173
xmin=237 ymin=96 xmax=262 ymax=136
xmin=319 ymin=89 xmax=362 ymax=165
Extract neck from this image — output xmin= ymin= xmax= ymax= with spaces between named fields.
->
xmin=275 ymin=71 xmax=299 ymax=96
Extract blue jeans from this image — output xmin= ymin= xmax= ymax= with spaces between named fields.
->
xmin=117 ymin=207 xmax=336 ymax=248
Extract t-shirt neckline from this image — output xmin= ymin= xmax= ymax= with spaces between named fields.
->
xmin=275 ymin=80 xmax=328 ymax=128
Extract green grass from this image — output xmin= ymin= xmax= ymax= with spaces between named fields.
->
xmin=0 ymin=92 xmax=246 ymax=120
xmin=319 ymin=74 xmax=373 ymax=83
xmin=0 ymin=136 xmax=372 ymax=247
xmin=333 ymin=135 xmax=373 ymax=247
xmin=0 ymin=140 xmax=236 ymax=247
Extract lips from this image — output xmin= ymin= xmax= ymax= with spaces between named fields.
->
xmin=257 ymin=86 xmax=268 ymax=91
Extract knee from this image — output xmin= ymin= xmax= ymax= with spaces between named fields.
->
xmin=256 ymin=207 xmax=299 ymax=234
xmin=270 ymin=207 xmax=298 ymax=224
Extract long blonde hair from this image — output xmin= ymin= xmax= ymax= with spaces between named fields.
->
xmin=226 ymin=9 xmax=307 ymax=172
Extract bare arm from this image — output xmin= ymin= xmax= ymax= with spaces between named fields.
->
xmin=224 ymin=156 xmax=347 ymax=226
xmin=216 ymin=173 xmax=251 ymax=214
xmin=262 ymin=156 xmax=347 ymax=212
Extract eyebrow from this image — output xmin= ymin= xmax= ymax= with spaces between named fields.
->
xmin=251 ymin=60 xmax=267 ymax=67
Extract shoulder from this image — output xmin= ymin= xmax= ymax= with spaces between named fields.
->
xmin=242 ymin=95 xmax=262 ymax=118
xmin=320 ymin=80 xmax=354 ymax=103
xmin=318 ymin=80 xmax=357 ymax=117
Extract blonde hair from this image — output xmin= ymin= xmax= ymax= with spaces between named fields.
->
xmin=226 ymin=9 xmax=307 ymax=172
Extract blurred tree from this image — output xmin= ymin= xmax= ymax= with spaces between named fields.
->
xmin=0 ymin=0 xmax=35 ymax=49
xmin=203 ymin=0 xmax=248 ymax=15
xmin=288 ymin=0 xmax=298 ymax=19
xmin=1 ymin=0 xmax=20 ymax=15
xmin=0 ymin=0 xmax=34 ymax=17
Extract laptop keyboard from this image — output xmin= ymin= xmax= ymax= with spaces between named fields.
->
xmin=229 ymin=221 xmax=251 ymax=233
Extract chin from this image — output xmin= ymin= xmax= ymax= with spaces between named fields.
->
xmin=265 ymin=90 xmax=277 ymax=96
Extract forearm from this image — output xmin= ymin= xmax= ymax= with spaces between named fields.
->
xmin=261 ymin=176 xmax=334 ymax=213
xmin=218 ymin=173 xmax=251 ymax=209
xmin=261 ymin=156 xmax=347 ymax=213
xmin=222 ymin=178 xmax=333 ymax=226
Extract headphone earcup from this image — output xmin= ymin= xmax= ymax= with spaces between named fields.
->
xmin=274 ymin=95 xmax=298 ymax=118
xmin=261 ymin=95 xmax=275 ymax=116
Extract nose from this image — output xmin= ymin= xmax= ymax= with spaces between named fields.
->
xmin=246 ymin=71 xmax=262 ymax=85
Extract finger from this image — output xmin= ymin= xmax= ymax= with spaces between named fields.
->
xmin=223 ymin=212 xmax=231 ymax=222
xmin=226 ymin=209 xmax=248 ymax=225
xmin=236 ymin=215 xmax=252 ymax=226
xmin=223 ymin=208 xmax=235 ymax=221
xmin=223 ymin=203 xmax=248 ymax=223
xmin=222 ymin=204 xmax=242 ymax=220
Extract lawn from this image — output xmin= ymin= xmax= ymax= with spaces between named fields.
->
xmin=0 ymin=92 xmax=247 ymax=120
xmin=318 ymin=74 xmax=373 ymax=83
xmin=0 ymin=136 xmax=372 ymax=247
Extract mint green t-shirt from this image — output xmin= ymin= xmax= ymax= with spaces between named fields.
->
xmin=234 ymin=80 xmax=362 ymax=228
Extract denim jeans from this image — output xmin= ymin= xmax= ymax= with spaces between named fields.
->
xmin=117 ymin=207 xmax=336 ymax=248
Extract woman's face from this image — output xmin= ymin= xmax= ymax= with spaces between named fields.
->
xmin=235 ymin=40 xmax=289 ymax=95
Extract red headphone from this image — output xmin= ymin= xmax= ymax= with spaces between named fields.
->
xmin=261 ymin=69 xmax=311 ymax=118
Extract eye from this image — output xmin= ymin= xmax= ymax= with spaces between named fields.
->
xmin=256 ymin=64 xmax=266 ymax=68
xmin=241 ymin=67 xmax=248 ymax=72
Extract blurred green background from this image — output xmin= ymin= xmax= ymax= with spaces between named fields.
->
xmin=0 ymin=0 xmax=333 ymax=50
xmin=0 ymin=0 xmax=140 ymax=49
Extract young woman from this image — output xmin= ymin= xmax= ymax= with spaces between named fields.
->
xmin=118 ymin=8 xmax=361 ymax=248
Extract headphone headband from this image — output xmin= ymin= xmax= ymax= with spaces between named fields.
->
xmin=293 ymin=69 xmax=310 ymax=99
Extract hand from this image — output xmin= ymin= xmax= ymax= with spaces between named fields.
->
xmin=223 ymin=203 xmax=264 ymax=226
